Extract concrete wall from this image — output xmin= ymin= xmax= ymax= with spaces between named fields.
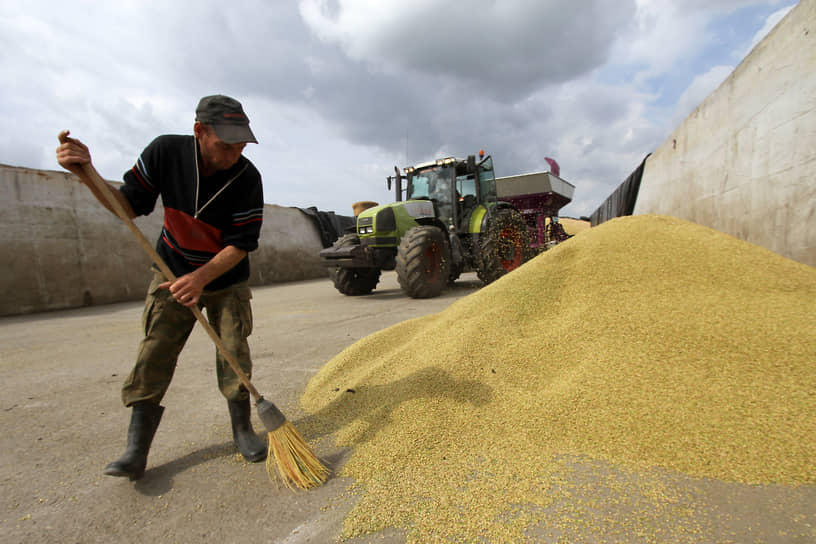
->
xmin=0 ymin=164 xmax=329 ymax=316
xmin=634 ymin=0 xmax=815 ymax=267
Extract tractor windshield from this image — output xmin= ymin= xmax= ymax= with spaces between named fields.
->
xmin=408 ymin=165 xmax=455 ymax=226
xmin=408 ymin=166 xmax=451 ymax=200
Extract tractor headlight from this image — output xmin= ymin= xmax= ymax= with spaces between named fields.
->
xmin=359 ymin=226 xmax=374 ymax=234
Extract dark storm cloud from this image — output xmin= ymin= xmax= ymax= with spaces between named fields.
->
xmin=300 ymin=0 xmax=638 ymax=98
xmin=158 ymin=0 xmax=639 ymax=180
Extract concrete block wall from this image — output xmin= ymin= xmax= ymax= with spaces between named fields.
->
xmin=0 ymin=165 xmax=329 ymax=316
xmin=634 ymin=0 xmax=815 ymax=267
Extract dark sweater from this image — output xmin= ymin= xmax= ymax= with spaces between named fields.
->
xmin=120 ymin=135 xmax=264 ymax=290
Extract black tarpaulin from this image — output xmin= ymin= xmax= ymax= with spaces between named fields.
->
xmin=296 ymin=207 xmax=356 ymax=248
xmin=590 ymin=154 xmax=651 ymax=227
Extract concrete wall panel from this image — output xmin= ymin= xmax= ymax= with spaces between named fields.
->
xmin=634 ymin=0 xmax=816 ymax=267
xmin=0 ymin=165 xmax=329 ymax=316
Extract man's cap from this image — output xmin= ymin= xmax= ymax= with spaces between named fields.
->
xmin=195 ymin=95 xmax=258 ymax=144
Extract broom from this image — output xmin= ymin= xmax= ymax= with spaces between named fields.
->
xmin=58 ymin=130 xmax=329 ymax=489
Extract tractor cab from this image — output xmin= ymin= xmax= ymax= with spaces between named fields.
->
xmin=396 ymin=152 xmax=498 ymax=235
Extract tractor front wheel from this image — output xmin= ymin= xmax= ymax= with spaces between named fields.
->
xmin=328 ymin=234 xmax=381 ymax=295
xmin=330 ymin=267 xmax=381 ymax=295
xmin=395 ymin=226 xmax=451 ymax=298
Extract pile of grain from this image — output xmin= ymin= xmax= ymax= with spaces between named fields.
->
xmin=554 ymin=216 xmax=590 ymax=236
xmin=301 ymin=215 xmax=815 ymax=542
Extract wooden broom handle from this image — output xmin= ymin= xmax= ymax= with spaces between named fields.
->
xmin=58 ymin=131 xmax=262 ymax=401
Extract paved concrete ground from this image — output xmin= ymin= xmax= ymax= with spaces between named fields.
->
xmin=0 ymin=271 xmax=482 ymax=544
xmin=1 ymin=271 xmax=813 ymax=543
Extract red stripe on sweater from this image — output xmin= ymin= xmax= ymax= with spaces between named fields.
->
xmin=164 ymin=207 xmax=223 ymax=254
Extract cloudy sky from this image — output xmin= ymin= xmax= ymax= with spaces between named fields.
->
xmin=1 ymin=0 xmax=795 ymax=218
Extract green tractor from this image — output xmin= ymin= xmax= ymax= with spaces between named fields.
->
xmin=319 ymin=152 xmax=530 ymax=298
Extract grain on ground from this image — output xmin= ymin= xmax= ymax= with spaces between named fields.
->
xmin=301 ymin=214 xmax=816 ymax=543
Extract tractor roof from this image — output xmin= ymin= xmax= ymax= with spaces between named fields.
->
xmin=411 ymin=156 xmax=467 ymax=171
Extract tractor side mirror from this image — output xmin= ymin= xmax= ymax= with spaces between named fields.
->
xmin=387 ymin=165 xmax=401 ymax=191
xmin=467 ymin=155 xmax=476 ymax=173
xmin=392 ymin=166 xmax=403 ymax=202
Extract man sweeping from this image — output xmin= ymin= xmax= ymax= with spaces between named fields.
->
xmin=56 ymin=95 xmax=267 ymax=480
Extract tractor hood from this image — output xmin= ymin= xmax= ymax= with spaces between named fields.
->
xmin=353 ymin=199 xmax=438 ymax=247
xmin=358 ymin=199 xmax=435 ymax=223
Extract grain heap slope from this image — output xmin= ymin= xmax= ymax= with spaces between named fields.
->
xmin=302 ymin=214 xmax=815 ymax=542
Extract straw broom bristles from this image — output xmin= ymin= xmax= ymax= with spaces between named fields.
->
xmin=266 ymin=421 xmax=330 ymax=489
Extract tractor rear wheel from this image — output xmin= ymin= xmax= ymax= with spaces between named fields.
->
xmin=395 ymin=226 xmax=451 ymax=298
xmin=477 ymin=208 xmax=529 ymax=285
xmin=328 ymin=234 xmax=381 ymax=295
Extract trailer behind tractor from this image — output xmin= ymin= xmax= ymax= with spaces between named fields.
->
xmin=496 ymin=171 xmax=576 ymax=251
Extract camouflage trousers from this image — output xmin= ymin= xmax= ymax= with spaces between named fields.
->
xmin=121 ymin=270 xmax=254 ymax=406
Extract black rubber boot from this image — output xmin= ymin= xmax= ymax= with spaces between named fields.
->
xmin=103 ymin=401 xmax=164 ymax=481
xmin=228 ymin=398 xmax=267 ymax=462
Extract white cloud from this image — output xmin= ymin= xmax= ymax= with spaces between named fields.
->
xmin=619 ymin=0 xmax=789 ymax=79
xmin=672 ymin=64 xmax=735 ymax=127
xmin=620 ymin=1 xmax=711 ymax=78
xmin=746 ymin=4 xmax=795 ymax=54
xmin=0 ymin=0 xmax=797 ymax=219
